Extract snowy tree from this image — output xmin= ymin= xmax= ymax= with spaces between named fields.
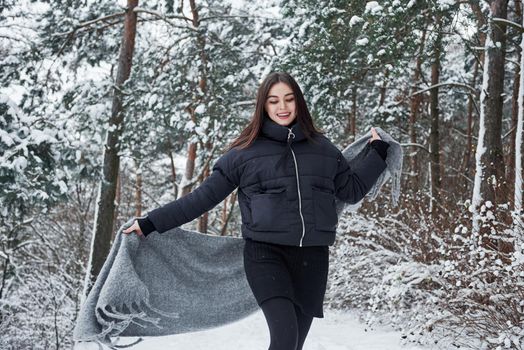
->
xmin=274 ymin=0 xmax=431 ymax=144
xmin=0 ymin=2 xmax=77 ymax=326
xmin=82 ymin=0 xmax=140 ymax=297
xmin=511 ymin=0 xmax=524 ymax=293
xmin=0 ymin=0 xmax=133 ymax=345
xmin=471 ymin=0 xmax=509 ymax=235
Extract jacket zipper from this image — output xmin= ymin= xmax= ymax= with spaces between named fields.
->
xmin=287 ymin=128 xmax=306 ymax=247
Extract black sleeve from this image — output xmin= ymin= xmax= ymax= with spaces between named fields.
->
xmin=137 ymin=216 xmax=156 ymax=237
xmin=145 ymin=149 xmax=240 ymax=234
xmin=370 ymin=139 xmax=390 ymax=161
xmin=334 ymin=143 xmax=387 ymax=204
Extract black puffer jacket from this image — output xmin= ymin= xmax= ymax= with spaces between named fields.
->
xmin=142 ymin=117 xmax=388 ymax=247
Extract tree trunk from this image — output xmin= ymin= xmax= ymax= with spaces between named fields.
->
xmin=408 ymin=25 xmax=427 ymax=191
xmin=181 ymin=141 xmax=197 ymax=197
xmin=472 ymin=0 xmax=508 ymax=235
xmin=465 ymin=0 xmax=488 ymax=190
xmin=197 ymin=166 xmax=210 ymax=233
xmin=514 ymin=1 xmax=524 ymax=247
xmin=111 ymin=171 xmax=121 ymax=241
xmin=135 ymin=161 xmax=143 ymax=217
xmin=507 ymin=0 xmax=522 ymax=198
xmin=169 ymin=150 xmax=178 ymax=198
xmin=378 ymin=69 xmax=388 ymax=107
xmin=508 ymin=60 xmax=520 ymax=195
xmin=462 ymin=59 xmax=479 ymax=181
xmin=167 ymin=135 xmax=178 ymax=199
xmin=180 ymin=0 xmax=208 ymax=202
xmin=190 ymin=0 xmax=214 ymax=232
xmin=429 ymin=15 xmax=442 ymax=216
xmin=350 ymin=86 xmax=356 ymax=142
xmin=83 ymin=0 xmax=139 ymax=297
xmin=197 ymin=141 xmax=212 ymax=233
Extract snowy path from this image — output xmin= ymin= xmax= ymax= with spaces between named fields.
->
xmin=107 ymin=309 xmax=428 ymax=350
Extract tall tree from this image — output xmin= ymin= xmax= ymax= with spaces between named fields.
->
xmin=471 ymin=0 xmax=509 ymax=234
xmin=461 ymin=1 xmax=487 ymax=188
xmin=514 ymin=1 xmax=524 ymax=245
xmin=187 ymin=0 xmax=210 ymax=233
xmin=407 ymin=23 xmax=427 ymax=191
xmin=428 ymin=14 xmax=443 ymax=215
xmin=83 ymin=0 xmax=139 ymax=295
xmin=507 ymin=0 xmax=522 ymax=194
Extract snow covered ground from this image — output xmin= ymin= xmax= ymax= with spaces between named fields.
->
xmin=104 ymin=308 xmax=429 ymax=350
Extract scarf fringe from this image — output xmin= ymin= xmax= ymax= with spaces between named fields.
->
xmin=75 ymin=297 xmax=180 ymax=348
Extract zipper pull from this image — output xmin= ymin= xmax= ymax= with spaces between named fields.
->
xmin=287 ymin=128 xmax=295 ymax=143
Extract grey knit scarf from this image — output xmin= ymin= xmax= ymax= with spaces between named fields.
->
xmin=72 ymin=127 xmax=402 ymax=348
xmin=336 ymin=126 xmax=402 ymax=216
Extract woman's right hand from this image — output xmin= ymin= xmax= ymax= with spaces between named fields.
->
xmin=122 ymin=220 xmax=143 ymax=236
xmin=368 ymin=127 xmax=382 ymax=143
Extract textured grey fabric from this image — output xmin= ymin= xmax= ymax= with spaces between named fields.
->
xmin=72 ymin=127 xmax=402 ymax=348
xmin=336 ymin=126 xmax=403 ymax=216
xmin=72 ymin=220 xmax=258 ymax=349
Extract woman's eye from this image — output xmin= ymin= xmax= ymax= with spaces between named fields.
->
xmin=269 ymin=99 xmax=294 ymax=104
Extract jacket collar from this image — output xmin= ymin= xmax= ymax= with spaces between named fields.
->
xmin=260 ymin=117 xmax=306 ymax=143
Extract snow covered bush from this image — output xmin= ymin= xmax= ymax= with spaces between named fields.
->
xmin=325 ymin=188 xmax=524 ymax=349
xmin=0 ymin=185 xmax=93 ymax=349
xmin=325 ymin=203 xmax=454 ymax=348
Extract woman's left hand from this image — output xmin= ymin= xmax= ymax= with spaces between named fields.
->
xmin=122 ymin=220 xmax=143 ymax=236
xmin=369 ymin=127 xmax=382 ymax=143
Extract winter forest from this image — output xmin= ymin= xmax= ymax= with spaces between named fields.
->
xmin=1 ymin=0 xmax=524 ymax=348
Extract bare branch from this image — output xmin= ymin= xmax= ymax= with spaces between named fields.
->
xmin=503 ymin=124 xmax=517 ymax=140
xmin=401 ymin=142 xmax=430 ymax=153
xmin=412 ymin=82 xmax=477 ymax=96
xmin=451 ymin=127 xmax=478 ymax=141
xmin=492 ymin=17 xmax=524 ymax=33
xmin=52 ymin=11 xmax=126 ymax=37
xmin=199 ymin=14 xmax=279 ymax=22
xmin=133 ymin=7 xmax=196 ymax=31
xmin=133 ymin=7 xmax=192 ymax=22
xmin=0 ymin=34 xmax=32 ymax=44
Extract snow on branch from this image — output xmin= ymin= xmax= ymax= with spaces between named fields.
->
xmin=412 ymin=82 xmax=477 ymax=96
xmin=133 ymin=8 xmax=197 ymax=31
xmin=492 ymin=17 xmax=524 ymax=33
xmin=52 ymin=11 xmax=126 ymax=37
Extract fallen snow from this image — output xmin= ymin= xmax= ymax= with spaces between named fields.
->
xmin=92 ymin=309 xmax=429 ymax=350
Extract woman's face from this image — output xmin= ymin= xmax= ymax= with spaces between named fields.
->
xmin=264 ymin=82 xmax=297 ymax=127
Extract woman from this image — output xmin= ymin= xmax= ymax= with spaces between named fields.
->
xmin=123 ymin=72 xmax=389 ymax=350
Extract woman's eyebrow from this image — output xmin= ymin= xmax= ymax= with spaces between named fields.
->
xmin=267 ymin=93 xmax=294 ymax=99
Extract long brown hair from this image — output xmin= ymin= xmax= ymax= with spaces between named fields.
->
xmin=226 ymin=72 xmax=324 ymax=151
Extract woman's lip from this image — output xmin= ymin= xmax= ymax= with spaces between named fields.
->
xmin=277 ymin=113 xmax=290 ymax=118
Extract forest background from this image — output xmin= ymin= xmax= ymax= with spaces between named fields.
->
xmin=1 ymin=0 xmax=523 ymax=349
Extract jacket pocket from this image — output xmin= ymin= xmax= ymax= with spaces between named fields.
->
xmin=250 ymin=187 xmax=288 ymax=231
xmin=312 ymin=186 xmax=338 ymax=232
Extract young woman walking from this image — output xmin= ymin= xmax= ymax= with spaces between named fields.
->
xmin=123 ymin=72 xmax=390 ymax=350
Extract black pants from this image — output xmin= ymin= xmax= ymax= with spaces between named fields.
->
xmin=260 ymin=296 xmax=314 ymax=350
